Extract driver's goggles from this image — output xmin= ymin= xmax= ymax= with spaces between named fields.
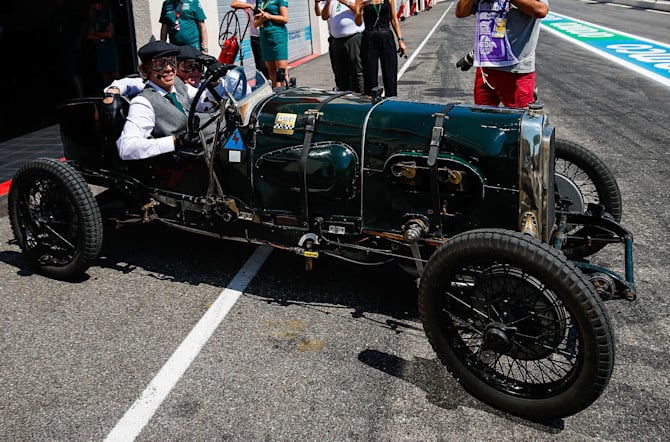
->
xmin=149 ymin=56 xmax=177 ymax=72
xmin=178 ymin=60 xmax=203 ymax=73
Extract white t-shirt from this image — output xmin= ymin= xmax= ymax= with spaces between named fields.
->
xmin=327 ymin=0 xmax=364 ymax=39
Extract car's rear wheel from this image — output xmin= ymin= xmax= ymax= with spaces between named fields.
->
xmin=555 ymin=140 xmax=622 ymax=259
xmin=8 ymin=158 xmax=103 ymax=280
xmin=419 ymin=229 xmax=614 ymax=421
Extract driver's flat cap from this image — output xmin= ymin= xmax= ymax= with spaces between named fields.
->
xmin=138 ymin=41 xmax=181 ymax=64
xmin=177 ymin=45 xmax=202 ymax=61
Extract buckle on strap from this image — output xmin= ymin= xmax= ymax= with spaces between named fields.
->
xmin=428 ymin=113 xmax=446 ymax=167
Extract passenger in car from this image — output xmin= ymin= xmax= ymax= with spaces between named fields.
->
xmin=115 ymin=41 xmax=216 ymax=160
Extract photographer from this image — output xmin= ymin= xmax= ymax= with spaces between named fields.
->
xmin=455 ymin=0 xmax=548 ymax=108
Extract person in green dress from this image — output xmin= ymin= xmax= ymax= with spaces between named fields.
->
xmin=254 ymin=0 xmax=289 ymax=87
xmin=159 ymin=0 xmax=209 ymax=53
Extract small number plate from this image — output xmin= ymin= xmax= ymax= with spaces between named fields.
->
xmin=328 ymin=225 xmax=346 ymax=235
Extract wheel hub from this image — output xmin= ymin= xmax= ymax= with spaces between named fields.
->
xmin=474 ymin=269 xmax=568 ymax=360
xmin=482 ymin=323 xmax=516 ymax=354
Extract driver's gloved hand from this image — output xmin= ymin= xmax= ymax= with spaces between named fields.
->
xmin=206 ymin=61 xmax=229 ymax=79
xmin=174 ymin=131 xmax=203 ymax=158
xmin=196 ymin=55 xmax=234 ymax=79
xmin=196 ymin=54 xmax=219 ymax=66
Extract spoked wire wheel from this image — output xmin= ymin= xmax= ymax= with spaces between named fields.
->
xmin=554 ymin=140 xmax=622 ymax=258
xmin=8 ymin=158 xmax=103 ymax=279
xmin=419 ymin=229 xmax=614 ymax=421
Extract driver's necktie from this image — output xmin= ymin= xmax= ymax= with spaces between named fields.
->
xmin=165 ymin=92 xmax=185 ymax=113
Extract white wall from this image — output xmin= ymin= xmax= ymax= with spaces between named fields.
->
xmin=310 ymin=2 xmax=329 ymax=56
xmin=130 ymin=0 xmax=330 ymax=62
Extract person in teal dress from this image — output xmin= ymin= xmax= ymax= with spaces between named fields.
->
xmin=160 ymin=0 xmax=209 ymax=53
xmin=254 ymin=0 xmax=289 ymax=87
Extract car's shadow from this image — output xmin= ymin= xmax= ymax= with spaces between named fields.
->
xmin=1 ymin=222 xmax=565 ymax=431
xmin=96 ymin=221 xmax=255 ymax=288
xmin=1 ymin=220 xmax=255 ymax=285
xmin=2 ymin=220 xmax=421 ymax=319
xmin=358 ymin=349 xmax=565 ymax=432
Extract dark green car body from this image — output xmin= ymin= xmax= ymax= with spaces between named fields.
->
xmin=216 ymin=86 xmax=551 ymax=244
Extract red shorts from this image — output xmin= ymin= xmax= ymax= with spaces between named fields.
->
xmin=474 ymin=67 xmax=536 ymax=108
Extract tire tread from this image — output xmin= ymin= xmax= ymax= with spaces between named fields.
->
xmin=8 ymin=158 xmax=103 ymax=279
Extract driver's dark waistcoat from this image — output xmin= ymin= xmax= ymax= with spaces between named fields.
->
xmin=139 ymin=77 xmax=191 ymax=138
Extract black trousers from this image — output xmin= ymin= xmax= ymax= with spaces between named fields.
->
xmin=331 ymin=33 xmax=364 ymax=93
xmin=251 ymin=35 xmax=270 ymax=80
xmin=361 ymin=27 xmax=398 ymax=97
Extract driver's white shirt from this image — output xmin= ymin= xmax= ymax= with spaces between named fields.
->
xmin=116 ymin=81 xmax=216 ymax=160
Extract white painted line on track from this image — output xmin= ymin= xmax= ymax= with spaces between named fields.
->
xmin=397 ymin=3 xmax=454 ymax=81
xmin=105 ymin=245 xmax=273 ymax=442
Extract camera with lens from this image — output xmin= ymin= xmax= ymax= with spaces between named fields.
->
xmin=456 ymin=50 xmax=474 ymax=72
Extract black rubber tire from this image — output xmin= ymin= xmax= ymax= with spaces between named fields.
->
xmin=555 ymin=139 xmax=622 ymax=221
xmin=555 ymin=140 xmax=623 ymax=258
xmin=418 ymin=229 xmax=614 ymax=421
xmin=8 ymin=158 xmax=103 ymax=280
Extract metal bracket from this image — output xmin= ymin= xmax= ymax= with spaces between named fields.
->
xmin=428 ymin=113 xmax=445 ymax=167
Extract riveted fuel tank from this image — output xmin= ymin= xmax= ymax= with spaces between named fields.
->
xmin=252 ymin=88 xmax=526 ymax=235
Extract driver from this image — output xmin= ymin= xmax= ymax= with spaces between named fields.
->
xmin=104 ymin=45 xmax=214 ymax=98
xmin=116 ymin=41 xmax=216 ymax=160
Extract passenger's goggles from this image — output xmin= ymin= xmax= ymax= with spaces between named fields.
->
xmin=149 ymin=56 xmax=177 ymax=72
xmin=178 ymin=60 xmax=203 ymax=73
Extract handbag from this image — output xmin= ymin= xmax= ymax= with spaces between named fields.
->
xmin=218 ymin=10 xmax=248 ymax=65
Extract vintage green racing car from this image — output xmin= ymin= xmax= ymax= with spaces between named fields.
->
xmin=7 ymin=63 xmax=637 ymax=421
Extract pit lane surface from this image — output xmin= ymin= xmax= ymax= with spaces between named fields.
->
xmin=1 ymin=1 xmax=669 ymax=440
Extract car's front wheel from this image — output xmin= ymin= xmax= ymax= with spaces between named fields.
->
xmin=8 ymin=158 xmax=103 ymax=280
xmin=418 ymin=229 xmax=614 ymax=421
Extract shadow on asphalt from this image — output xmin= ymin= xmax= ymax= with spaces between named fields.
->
xmin=1 ymin=217 xmax=422 ymax=321
xmin=358 ymin=348 xmax=566 ymax=433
